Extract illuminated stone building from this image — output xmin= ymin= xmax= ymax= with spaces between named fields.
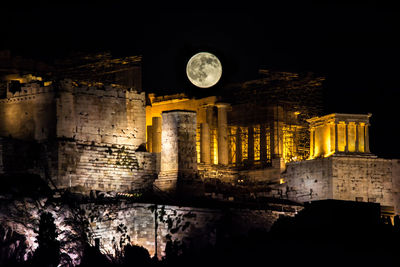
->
xmin=147 ymin=70 xmax=324 ymax=185
xmin=308 ymin=113 xmax=371 ymax=158
xmin=1 ymin=51 xmax=399 ymax=215
xmin=279 ymin=113 xmax=400 ymax=216
xmin=1 ymin=51 xmax=400 ymax=264
xmin=0 ymin=52 xmax=156 ymax=192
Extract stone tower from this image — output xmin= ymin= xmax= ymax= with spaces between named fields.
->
xmin=153 ymin=110 xmax=203 ymax=196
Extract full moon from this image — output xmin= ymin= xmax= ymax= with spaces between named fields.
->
xmin=186 ymin=52 xmax=222 ymax=88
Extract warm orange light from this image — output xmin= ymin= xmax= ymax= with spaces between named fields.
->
xmin=279 ymin=178 xmax=285 ymax=184
xmin=254 ymin=125 xmax=260 ymax=161
xmin=211 ymin=128 xmax=218 ymax=164
xmin=196 ymin=125 xmax=201 ymax=163
xmin=240 ymin=127 xmax=248 ymax=161
xmin=228 ymin=126 xmax=237 ymax=164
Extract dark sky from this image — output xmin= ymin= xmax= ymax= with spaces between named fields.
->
xmin=1 ymin=3 xmax=400 ymax=158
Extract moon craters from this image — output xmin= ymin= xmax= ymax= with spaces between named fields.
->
xmin=186 ymin=52 xmax=222 ymax=88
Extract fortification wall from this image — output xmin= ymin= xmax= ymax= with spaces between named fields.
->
xmin=283 ymin=158 xmax=333 ymax=202
xmin=56 ymin=141 xmax=156 ymax=192
xmin=331 ymin=157 xmax=394 ymax=206
xmin=0 ymin=138 xmax=156 ymax=192
xmin=0 ymin=84 xmax=56 ymax=141
xmin=0 ymin=197 xmax=301 ymax=265
xmin=57 ymin=80 xmax=146 ymax=149
xmin=80 ymin=202 xmax=300 ymax=259
xmin=283 ymin=156 xmax=400 ymax=213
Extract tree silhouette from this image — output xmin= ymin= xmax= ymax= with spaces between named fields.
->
xmin=32 ymin=212 xmax=60 ymax=267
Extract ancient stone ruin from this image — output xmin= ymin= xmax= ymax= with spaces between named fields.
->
xmin=0 ymin=51 xmax=399 ymax=265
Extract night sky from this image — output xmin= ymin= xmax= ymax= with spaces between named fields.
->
xmin=1 ymin=3 xmax=399 ymax=158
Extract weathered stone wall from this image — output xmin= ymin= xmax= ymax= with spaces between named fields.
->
xmin=392 ymin=159 xmax=400 ymax=214
xmin=282 ymin=155 xmax=400 ymax=213
xmin=56 ymin=141 xmax=156 ymax=192
xmin=198 ymin=163 xmax=238 ymax=183
xmin=282 ymin=158 xmax=333 ymax=202
xmin=0 ymin=83 xmax=56 ymax=141
xmin=80 ymin=202 xmax=300 ymax=260
xmin=0 ymin=198 xmax=301 ymax=265
xmin=0 ymin=80 xmax=151 ymax=192
xmin=57 ymin=80 xmax=146 ymax=149
xmin=0 ymin=138 xmax=156 ymax=192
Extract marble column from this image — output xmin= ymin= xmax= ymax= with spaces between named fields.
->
xmin=147 ymin=125 xmax=153 ymax=152
xmin=365 ymin=124 xmax=370 ymax=153
xmin=260 ymin=124 xmax=267 ymax=163
xmin=216 ymin=103 xmax=229 ymax=165
xmin=205 ymin=105 xmax=214 ymax=127
xmin=355 ymin=122 xmax=359 ymax=152
xmin=236 ymin=127 xmax=242 ymax=164
xmin=310 ymin=127 xmax=315 ymax=158
xmin=154 ymin=110 xmax=201 ymax=195
xmin=200 ymin=123 xmax=211 ymax=164
xmin=152 ymin=117 xmax=162 ymax=153
xmin=248 ymin=126 xmax=254 ymax=163
xmin=345 ymin=122 xmax=349 ymax=153
xmin=334 ymin=123 xmax=338 ymax=153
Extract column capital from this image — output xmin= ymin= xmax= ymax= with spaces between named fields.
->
xmin=201 ymin=103 xmax=215 ymax=110
xmin=215 ymin=102 xmax=231 ymax=109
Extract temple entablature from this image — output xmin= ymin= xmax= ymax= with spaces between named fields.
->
xmin=308 ymin=113 xmax=372 ymax=159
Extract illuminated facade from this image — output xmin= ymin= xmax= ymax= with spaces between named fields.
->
xmin=145 ymin=94 xmax=317 ymax=184
xmin=2 ymin=52 xmax=398 ymax=216
xmin=3 ymin=52 xmax=400 ymax=266
xmin=144 ymin=70 xmax=324 ymax=184
xmin=308 ymin=113 xmax=371 ymax=159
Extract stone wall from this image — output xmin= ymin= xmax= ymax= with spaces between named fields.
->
xmin=0 ymin=138 xmax=156 ymax=192
xmin=57 ymin=80 xmax=146 ymax=149
xmin=282 ymin=155 xmax=400 ymax=214
xmin=198 ymin=164 xmax=238 ymax=183
xmin=56 ymin=141 xmax=156 ymax=192
xmin=0 ymin=197 xmax=301 ymax=265
xmin=80 ymin=201 xmax=301 ymax=260
xmin=0 ymin=80 xmax=151 ymax=192
xmin=0 ymin=83 xmax=56 ymax=141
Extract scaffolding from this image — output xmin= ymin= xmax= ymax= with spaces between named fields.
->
xmin=220 ymin=69 xmax=323 ymax=168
